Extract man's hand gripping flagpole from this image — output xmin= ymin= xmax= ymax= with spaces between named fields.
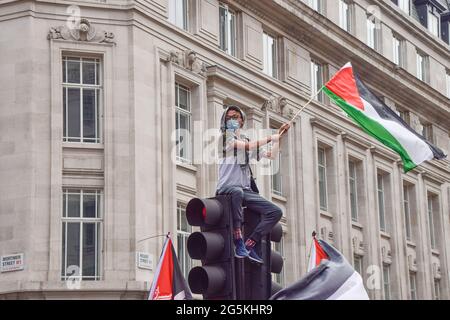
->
xmin=278 ymin=87 xmax=324 ymax=138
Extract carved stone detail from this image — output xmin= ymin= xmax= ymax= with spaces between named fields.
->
xmin=262 ymin=96 xmax=288 ymax=116
xmin=166 ymin=49 xmax=207 ymax=76
xmin=48 ymin=18 xmax=115 ymax=44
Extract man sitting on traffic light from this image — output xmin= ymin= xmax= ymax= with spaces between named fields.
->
xmin=216 ymin=105 xmax=290 ymax=264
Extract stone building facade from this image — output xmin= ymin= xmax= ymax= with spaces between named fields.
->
xmin=0 ymin=0 xmax=449 ymax=299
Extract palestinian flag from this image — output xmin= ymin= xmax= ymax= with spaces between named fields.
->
xmin=323 ymin=63 xmax=446 ymax=172
xmin=270 ymin=238 xmax=369 ymax=300
xmin=148 ymin=236 xmax=193 ymax=300
xmin=307 ymin=235 xmax=329 ymax=272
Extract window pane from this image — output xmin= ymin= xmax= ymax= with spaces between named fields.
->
xmin=178 ymin=87 xmax=189 ymax=111
xmin=67 ymin=88 xmax=81 ymax=141
xmin=66 ymin=222 xmax=80 ymax=270
xmin=83 ymin=192 xmax=97 ymax=218
xmin=82 ymin=223 xmax=97 ymax=278
xmin=63 ymin=88 xmax=67 ymax=139
xmin=63 ymin=59 xmax=67 ymax=83
xmin=219 ymin=6 xmax=227 ymax=51
xmin=82 ymin=61 xmax=96 ymax=85
xmin=68 ymin=193 xmax=81 ymax=218
xmin=67 ymin=59 xmax=81 ymax=84
xmin=61 ymin=223 xmax=66 ymax=277
xmin=229 ymin=12 xmax=236 ymax=56
xmin=83 ymin=89 xmax=96 ymax=140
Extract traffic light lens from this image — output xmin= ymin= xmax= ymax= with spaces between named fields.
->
xmin=186 ymin=198 xmax=223 ymax=226
xmin=187 ymin=232 xmax=225 ymax=260
xmin=188 ymin=266 xmax=226 ymax=295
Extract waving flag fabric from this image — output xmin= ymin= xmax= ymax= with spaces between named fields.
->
xmin=148 ymin=236 xmax=192 ymax=300
xmin=270 ymin=238 xmax=369 ymax=300
xmin=307 ymin=236 xmax=329 ymax=272
xmin=323 ymin=62 xmax=446 ymax=172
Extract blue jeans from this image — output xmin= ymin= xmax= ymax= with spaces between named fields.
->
xmin=216 ymin=186 xmax=282 ymax=242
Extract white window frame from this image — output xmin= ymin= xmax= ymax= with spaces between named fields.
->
xmin=403 ymin=184 xmax=412 ymax=241
xmin=269 ymin=128 xmax=283 ymax=196
xmin=175 ymin=82 xmax=192 ymax=164
xmin=61 ymin=189 xmax=102 ymax=281
xmin=427 ymin=9 xmax=440 ymax=37
xmin=62 ymin=56 xmax=102 ymax=143
xmin=427 ymin=194 xmax=437 ymax=249
xmin=398 ymin=0 xmax=410 ymax=15
xmin=349 ymin=160 xmax=358 ymax=222
xmin=308 ymin=0 xmax=321 ymax=13
xmin=176 ymin=202 xmax=192 ymax=279
xmin=263 ymin=32 xmax=277 ymax=78
xmin=392 ymin=34 xmax=405 ymax=67
xmin=353 ymin=255 xmax=363 ymax=276
xmin=416 ymin=51 xmax=428 ymax=82
xmin=168 ymin=0 xmax=188 ymax=30
xmin=377 ymin=174 xmax=386 ymax=232
xmin=311 ymin=61 xmax=325 ymax=102
xmin=446 ymin=71 xmax=450 ymax=99
xmin=219 ymin=4 xmax=237 ymax=57
xmin=318 ymin=146 xmax=328 ymax=211
xmin=339 ymin=0 xmax=351 ymax=32
xmin=367 ymin=16 xmax=376 ymax=50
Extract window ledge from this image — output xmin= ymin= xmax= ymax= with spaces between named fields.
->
xmin=63 ymin=142 xmax=104 ymax=150
xmin=351 ymin=221 xmax=363 ymax=230
xmin=406 ymin=240 xmax=417 ymax=248
xmin=431 ymin=248 xmax=440 ymax=256
xmin=320 ymin=210 xmax=333 ymax=219
xmin=380 ymin=231 xmax=391 ymax=239
xmin=176 ymin=162 xmax=197 ymax=173
xmin=272 ymin=193 xmax=287 ymax=202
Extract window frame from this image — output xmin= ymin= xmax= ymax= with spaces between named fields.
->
xmin=311 ymin=60 xmax=325 ymax=102
xmin=176 ymin=202 xmax=193 ymax=279
xmin=219 ymin=3 xmax=237 ymax=57
xmin=175 ymin=82 xmax=193 ymax=164
xmin=339 ymin=0 xmax=352 ymax=32
xmin=348 ymin=159 xmax=359 ymax=222
xmin=262 ymin=31 xmax=277 ymax=78
xmin=62 ymin=56 xmax=103 ymax=144
xmin=317 ymin=146 xmax=328 ymax=211
xmin=168 ymin=0 xmax=188 ymax=31
xmin=61 ymin=189 xmax=103 ymax=281
xmin=403 ymin=184 xmax=413 ymax=241
xmin=377 ymin=173 xmax=386 ymax=232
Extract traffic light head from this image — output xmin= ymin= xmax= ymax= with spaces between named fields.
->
xmin=186 ymin=198 xmax=223 ymax=226
xmin=186 ymin=196 xmax=236 ymax=299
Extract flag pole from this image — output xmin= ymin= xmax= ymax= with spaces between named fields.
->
xmin=279 ymin=87 xmax=324 ymax=136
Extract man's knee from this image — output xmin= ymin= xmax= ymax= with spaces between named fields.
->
xmin=229 ymin=187 xmax=244 ymax=199
xmin=272 ymin=206 xmax=283 ymax=222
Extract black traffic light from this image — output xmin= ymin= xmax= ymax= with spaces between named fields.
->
xmin=186 ymin=196 xmax=236 ymax=300
xmin=243 ymin=208 xmax=284 ymax=300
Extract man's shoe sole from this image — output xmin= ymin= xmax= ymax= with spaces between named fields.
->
xmin=247 ymin=256 xmax=263 ymax=264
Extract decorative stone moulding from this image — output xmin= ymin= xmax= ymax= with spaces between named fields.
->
xmin=48 ymin=18 xmax=115 ymax=44
xmin=166 ymin=49 xmax=208 ymax=76
xmin=262 ymin=96 xmax=293 ymax=118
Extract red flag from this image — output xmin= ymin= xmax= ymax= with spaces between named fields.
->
xmin=148 ymin=236 xmax=192 ymax=300
xmin=307 ymin=234 xmax=329 ymax=272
